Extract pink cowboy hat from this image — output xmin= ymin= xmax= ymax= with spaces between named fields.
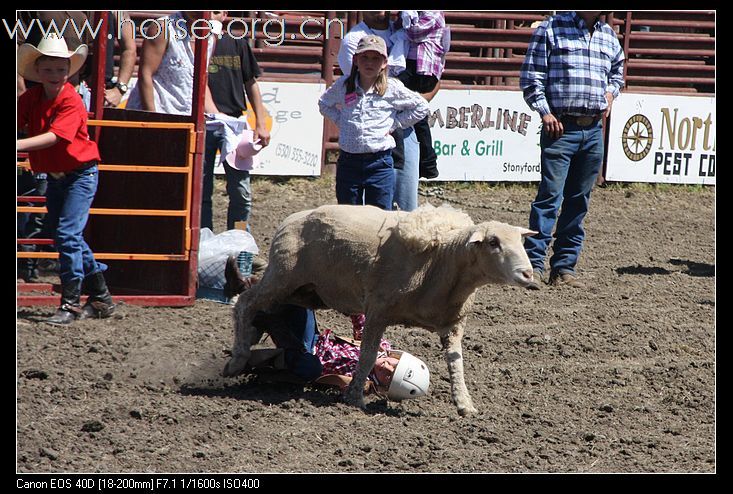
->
xmin=225 ymin=129 xmax=263 ymax=171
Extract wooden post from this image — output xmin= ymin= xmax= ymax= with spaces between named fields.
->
xmin=623 ymin=11 xmax=632 ymax=84
xmin=190 ymin=11 xmax=211 ymax=298
xmin=321 ymin=11 xmax=337 ymax=86
xmin=320 ymin=11 xmax=339 ymax=176
xmin=89 ymin=11 xmax=109 ymax=139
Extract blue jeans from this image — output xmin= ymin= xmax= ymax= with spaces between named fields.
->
xmin=45 ymin=165 xmax=106 ymax=284
xmin=524 ymin=121 xmax=604 ymax=275
xmin=279 ymin=305 xmax=319 ymax=353
xmin=260 ymin=305 xmax=322 ymax=381
xmin=336 ymin=150 xmax=394 ymax=210
xmin=393 ymin=126 xmax=419 ymax=211
xmin=202 ymin=128 xmax=252 ymax=231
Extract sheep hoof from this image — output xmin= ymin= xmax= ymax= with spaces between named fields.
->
xmin=343 ymin=387 xmax=366 ymax=409
xmin=222 ymin=354 xmax=249 ymax=377
xmin=457 ymin=405 xmax=478 ymax=416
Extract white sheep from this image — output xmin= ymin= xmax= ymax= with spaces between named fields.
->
xmin=222 ymin=204 xmax=536 ymax=415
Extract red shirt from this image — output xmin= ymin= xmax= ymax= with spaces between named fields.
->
xmin=18 ymin=83 xmax=100 ymax=173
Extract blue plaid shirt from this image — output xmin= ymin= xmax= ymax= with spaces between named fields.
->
xmin=520 ymin=12 xmax=625 ymax=117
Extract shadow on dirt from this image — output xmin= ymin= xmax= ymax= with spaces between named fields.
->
xmin=616 ymin=265 xmax=672 ymax=275
xmin=16 ymin=310 xmax=51 ymax=323
xmin=668 ymin=258 xmax=715 ymax=277
xmin=616 ymin=259 xmax=715 ymax=277
xmin=178 ymin=377 xmax=419 ymax=417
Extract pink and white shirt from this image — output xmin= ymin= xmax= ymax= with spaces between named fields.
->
xmin=314 ymin=328 xmax=392 ymax=381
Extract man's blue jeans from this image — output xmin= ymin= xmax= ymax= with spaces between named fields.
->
xmin=336 ymin=149 xmax=394 ymax=210
xmin=524 ymin=121 xmax=604 ymax=275
xmin=45 ymin=165 xmax=106 ymax=285
xmin=393 ymin=126 xmax=420 ymax=212
xmin=202 ymin=128 xmax=252 ymax=231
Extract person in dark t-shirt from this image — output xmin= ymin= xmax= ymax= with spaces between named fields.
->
xmin=203 ymin=10 xmax=271 ymax=231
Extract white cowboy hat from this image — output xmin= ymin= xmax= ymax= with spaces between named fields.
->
xmin=17 ymin=34 xmax=88 ymax=82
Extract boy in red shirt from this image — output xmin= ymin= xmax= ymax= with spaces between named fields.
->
xmin=17 ymin=35 xmax=114 ymax=325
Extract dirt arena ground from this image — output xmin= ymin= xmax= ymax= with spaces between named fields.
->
xmin=16 ymin=176 xmax=715 ymax=473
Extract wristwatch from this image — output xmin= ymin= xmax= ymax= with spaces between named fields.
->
xmin=115 ymin=82 xmax=128 ymax=94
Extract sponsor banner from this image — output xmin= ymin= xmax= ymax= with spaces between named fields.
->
xmin=224 ymin=81 xmax=324 ymax=176
xmin=606 ymin=93 xmax=715 ymax=185
xmin=121 ymin=79 xmax=324 ymax=176
xmin=427 ymin=89 xmax=541 ymax=181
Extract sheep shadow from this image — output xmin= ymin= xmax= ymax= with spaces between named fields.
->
xmin=178 ymin=374 xmax=418 ymax=417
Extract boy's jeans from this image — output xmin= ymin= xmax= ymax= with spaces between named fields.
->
xmin=392 ymin=127 xmax=419 ymax=211
xmin=45 ymin=164 xmax=106 ymax=284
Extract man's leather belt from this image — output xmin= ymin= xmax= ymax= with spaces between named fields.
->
xmin=561 ymin=115 xmax=602 ymax=127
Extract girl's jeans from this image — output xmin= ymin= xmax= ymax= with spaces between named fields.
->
xmin=336 ymin=149 xmax=395 ymax=211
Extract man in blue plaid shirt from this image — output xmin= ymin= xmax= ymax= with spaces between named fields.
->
xmin=520 ymin=11 xmax=624 ymax=289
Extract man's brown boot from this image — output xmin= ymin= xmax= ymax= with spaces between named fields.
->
xmin=548 ymin=271 xmax=585 ymax=288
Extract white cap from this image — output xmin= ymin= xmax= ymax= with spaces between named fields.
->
xmin=386 ymin=350 xmax=430 ymax=400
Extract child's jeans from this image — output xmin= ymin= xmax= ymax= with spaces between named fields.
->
xmin=397 ymin=59 xmax=439 ymax=94
xmin=45 ymin=162 xmax=107 ymax=285
xmin=254 ymin=304 xmax=323 ymax=381
xmin=397 ymin=60 xmax=440 ymax=178
xmin=336 ymin=149 xmax=395 ymax=211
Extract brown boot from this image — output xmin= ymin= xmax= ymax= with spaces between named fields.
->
xmin=548 ymin=271 xmax=586 ymax=288
xmin=45 ymin=279 xmax=83 ymax=325
xmin=248 ymin=348 xmax=286 ymax=369
xmin=79 ymin=272 xmax=115 ymax=319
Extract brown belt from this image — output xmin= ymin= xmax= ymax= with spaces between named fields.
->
xmin=561 ymin=115 xmax=602 ymax=127
xmin=48 ymin=161 xmax=98 ymax=180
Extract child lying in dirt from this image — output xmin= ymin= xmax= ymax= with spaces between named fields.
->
xmin=224 ymin=256 xmax=430 ymax=400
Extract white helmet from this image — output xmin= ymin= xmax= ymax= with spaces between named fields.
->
xmin=386 ymin=351 xmax=430 ymax=401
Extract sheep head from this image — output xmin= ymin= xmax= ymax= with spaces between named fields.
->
xmin=466 ymin=221 xmax=537 ymax=287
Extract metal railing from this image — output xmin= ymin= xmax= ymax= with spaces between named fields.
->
xmin=122 ymin=10 xmax=717 ymax=167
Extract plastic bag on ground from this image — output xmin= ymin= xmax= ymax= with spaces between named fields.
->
xmin=198 ymin=228 xmax=258 ymax=290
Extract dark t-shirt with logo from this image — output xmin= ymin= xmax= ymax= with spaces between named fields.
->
xmin=207 ymin=36 xmax=262 ymax=118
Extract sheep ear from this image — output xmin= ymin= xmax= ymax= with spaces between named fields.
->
xmin=518 ymin=227 xmax=538 ymax=238
xmin=467 ymin=229 xmax=484 ymax=245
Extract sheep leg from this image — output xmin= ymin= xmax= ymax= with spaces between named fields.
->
xmin=440 ymin=321 xmax=478 ymax=416
xmin=222 ymin=286 xmax=275 ymax=377
xmin=343 ymin=317 xmax=385 ymax=409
